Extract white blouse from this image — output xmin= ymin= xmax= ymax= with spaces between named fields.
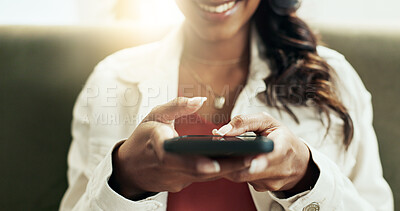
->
xmin=60 ymin=23 xmax=393 ymax=211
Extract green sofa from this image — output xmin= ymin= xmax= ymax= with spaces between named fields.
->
xmin=0 ymin=25 xmax=399 ymax=210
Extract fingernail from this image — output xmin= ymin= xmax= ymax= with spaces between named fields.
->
xmin=188 ymin=97 xmax=207 ymax=107
xmin=216 ymin=124 xmax=233 ymax=136
xmin=197 ymin=160 xmax=220 ymax=174
xmin=212 ymin=129 xmax=218 ymax=135
xmin=249 ymin=158 xmax=268 ymax=174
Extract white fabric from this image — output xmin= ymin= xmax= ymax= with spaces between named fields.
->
xmin=59 ymin=23 xmax=394 ymax=211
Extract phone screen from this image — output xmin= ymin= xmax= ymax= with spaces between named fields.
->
xmin=176 ymin=135 xmax=260 ymax=142
xmin=164 ymin=135 xmax=274 ymax=157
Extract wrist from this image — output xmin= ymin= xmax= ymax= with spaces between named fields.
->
xmin=108 ymin=141 xmax=157 ymax=200
xmin=283 ymin=148 xmax=320 ymax=197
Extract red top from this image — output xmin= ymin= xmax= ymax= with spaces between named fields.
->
xmin=167 ymin=112 xmax=257 ymax=211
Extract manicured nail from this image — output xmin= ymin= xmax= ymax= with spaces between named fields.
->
xmin=249 ymin=158 xmax=268 ymax=174
xmin=188 ymin=97 xmax=207 ymax=107
xmin=216 ymin=124 xmax=233 ymax=136
xmin=197 ymin=160 xmax=220 ymax=174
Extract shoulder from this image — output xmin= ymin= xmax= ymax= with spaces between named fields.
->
xmin=316 ymin=45 xmax=352 ymax=79
xmin=316 ymin=46 xmax=371 ymax=112
xmin=101 ymin=42 xmax=161 ymax=69
xmin=87 ymin=41 xmax=162 ymax=84
xmin=317 ymin=45 xmax=345 ymax=61
xmin=316 ymin=46 xmax=359 ymax=83
xmin=75 ymin=42 xmax=163 ymax=111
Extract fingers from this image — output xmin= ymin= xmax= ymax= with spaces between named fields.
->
xmin=181 ymin=156 xmax=253 ymax=181
xmin=162 ymin=153 xmax=221 ymax=175
xmin=246 ymin=136 xmax=287 ymax=173
xmin=215 ymin=156 xmax=252 ymax=174
xmin=161 ymin=153 xmax=252 ymax=178
xmin=187 ymin=157 xmax=253 ymax=182
xmin=212 ymin=112 xmax=280 ymax=137
xmin=223 ymin=137 xmax=295 ymax=183
xmin=148 ymin=122 xmax=177 ymax=158
xmin=148 ymin=122 xmax=220 ymax=174
xmin=144 ymin=97 xmax=207 ymax=124
xmin=148 ymin=122 xmax=252 ymax=176
xmin=224 ymin=154 xmax=271 ymax=183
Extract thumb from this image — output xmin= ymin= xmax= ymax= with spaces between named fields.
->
xmin=144 ymin=97 xmax=207 ymax=124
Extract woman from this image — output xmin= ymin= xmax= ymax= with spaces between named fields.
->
xmin=60 ymin=0 xmax=393 ymax=210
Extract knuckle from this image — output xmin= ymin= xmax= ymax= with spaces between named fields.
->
xmin=166 ymin=181 xmax=188 ymax=193
xmin=147 ymin=106 xmax=162 ymax=121
xmin=168 ymin=186 xmax=183 ymax=193
xmin=283 ymin=168 xmax=294 ymax=178
xmin=232 ymin=115 xmax=247 ymax=127
xmin=252 ymin=184 xmax=268 ymax=192
xmin=268 ymin=185 xmax=279 ymax=192
xmin=150 ymin=126 xmax=163 ymax=140
xmin=231 ymin=172 xmax=248 ymax=182
xmin=145 ymin=140 xmax=154 ymax=151
xmin=285 ymin=146 xmax=295 ymax=157
xmin=268 ymin=181 xmax=284 ymax=192
xmin=174 ymin=97 xmax=188 ymax=106
xmin=260 ymin=111 xmax=281 ymax=127
xmin=155 ymin=124 xmax=173 ymax=139
xmin=149 ymin=105 xmax=162 ymax=116
xmin=273 ymin=143 xmax=285 ymax=157
xmin=291 ymin=167 xmax=300 ymax=178
xmin=274 ymin=167 xmax=291 ymax=178
xmin=149 ymin=128 xmax=159 ymax=141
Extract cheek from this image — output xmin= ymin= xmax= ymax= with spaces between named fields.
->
xmin=237 ymin=0 xmax=262 ymax=19
xmin=245 ymin=0 xmax=262 ymax=14
xmin=175 ymin=0 xmax=196 ymax=21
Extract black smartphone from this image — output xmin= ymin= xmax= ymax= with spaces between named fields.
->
xmin=163 ymin=135 xmax=274 ymax=157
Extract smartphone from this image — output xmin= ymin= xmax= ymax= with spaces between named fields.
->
xmin=163 ymin=135 xmax=274 ymax=157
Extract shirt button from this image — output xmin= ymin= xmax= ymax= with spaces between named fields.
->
xmin=303 ymin=202 xmax=320 ymax=211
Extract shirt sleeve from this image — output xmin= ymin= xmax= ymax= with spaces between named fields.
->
xmin=59 ymin=66 xmax=168 ymax=211
xmin=63 ymin=141 xmax=168 ymax=211
xmin=268 ymin=49 xmax=394 ymax=210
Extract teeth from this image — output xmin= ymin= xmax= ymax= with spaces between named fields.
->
xmin=197 ymin=1 xmax=236 ymax=13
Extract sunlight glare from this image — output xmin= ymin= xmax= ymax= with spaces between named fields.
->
xmin=137 ymin=0 xmax=184 ymax=26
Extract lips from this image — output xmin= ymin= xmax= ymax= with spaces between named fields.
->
xmin=195 ymin=0 xmax=238 ymax=14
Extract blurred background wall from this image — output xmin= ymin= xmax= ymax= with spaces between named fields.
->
xmin=0 ymin=0 xmax=399 ymax=210
xmin=1 ymin=0 xmax=400 ymax=27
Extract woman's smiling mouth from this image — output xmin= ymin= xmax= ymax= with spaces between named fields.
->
xmin=193 ymin=0 xmax=242 ymax=21
xmin=196 ymin=1 xmax=237 ymax=14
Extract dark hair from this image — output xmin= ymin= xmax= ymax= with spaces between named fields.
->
xmin=254 ymin=1 xmax=354 ymax=148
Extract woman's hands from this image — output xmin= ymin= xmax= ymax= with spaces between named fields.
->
xmin=109 ymin=97 xmax=251 ymax=200
xmin=110 ymin=97 xmax=319 ymax=200
xmin=213 ymin=112 xmax=320 ymax=196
